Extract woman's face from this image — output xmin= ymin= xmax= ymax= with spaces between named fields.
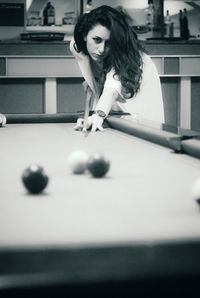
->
xmin=84 ymin=24 xmax=110 ymax=62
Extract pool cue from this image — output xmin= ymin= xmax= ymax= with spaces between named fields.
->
xmin=82 ymin=92 xmax=92 ymax=136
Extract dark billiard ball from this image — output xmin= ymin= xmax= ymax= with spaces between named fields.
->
xmin=87 ymin=153 xmax=110 ymax=178
xmin=22 ymin=164 xmax=49 ymax=194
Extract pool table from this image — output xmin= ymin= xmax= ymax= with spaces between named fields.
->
xmin=1 ymin=113 xmax=200 ymax=298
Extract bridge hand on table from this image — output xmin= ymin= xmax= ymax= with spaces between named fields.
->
xmin=74 ymin=114 xmax=104 ymax=132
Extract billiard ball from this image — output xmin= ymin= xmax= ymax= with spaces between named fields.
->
xmin=0 ymin=113 xmax=6 ymax=127
xmin=87 ymin=153 xmax=110 ymax=178
xmin=192 ymin=178 xmax=200 ymax=205
xmin=67 ymin=150 xmax=89 ymax=174
xmin=22 ymin=164 xmax=49 ymax=194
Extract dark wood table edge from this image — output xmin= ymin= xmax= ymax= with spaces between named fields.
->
xmin=0 ymin=239 xmax=200 ymax=293
xmin=106 ymin=116 xmax=200 ymax=159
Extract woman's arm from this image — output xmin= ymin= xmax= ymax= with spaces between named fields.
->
xmin=95 ymin=87 xmax=119 ymax=116
xmin=69 ymin=37 xmax=83 ymax=60
xmin=93 ymin=68 xmax=122 ymax=115
xmin=87 ymin=87 xmax=119 ymax=132
xmin=74 ymin=86 xmax=120 ymax=133
xmin=69 ymin=37 xmax=99 ymax=98
xmin=87 ymin=86 xmax=120 ymax=132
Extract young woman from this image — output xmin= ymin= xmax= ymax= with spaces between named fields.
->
xmin=70 ymin=5 xmax=164 ymax=132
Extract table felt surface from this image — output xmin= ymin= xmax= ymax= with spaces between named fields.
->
xmin=1 ymin=122 xmax=200 ymax=249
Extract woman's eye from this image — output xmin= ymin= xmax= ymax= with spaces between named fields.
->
xmin=93 ymin=37 xmax=102 ymax=43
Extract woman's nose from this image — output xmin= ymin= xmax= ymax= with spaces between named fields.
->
xmin=98 ymin=42 xmax=105 ymax=54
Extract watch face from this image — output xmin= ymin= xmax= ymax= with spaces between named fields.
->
xmin=97 ymin=110 xmax=106 ymax=118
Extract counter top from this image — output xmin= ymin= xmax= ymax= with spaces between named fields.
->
xmin=145 ymin=37 xmax=200 ymax=44
xmin=0 ymin=39 xmax=71 ymax=55
xmin=0 ymin=38 xmax=199 ymax=56
xmin=1 ymin=37 xmax=200 ymax=44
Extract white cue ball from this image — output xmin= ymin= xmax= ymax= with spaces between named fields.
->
xmin=67 ymin=150 xmax=89 ymax=174
xmin=0 ymin=114 xmax=6 ymax=127
xmin=192 ymin=178 xmax=200 ymax=203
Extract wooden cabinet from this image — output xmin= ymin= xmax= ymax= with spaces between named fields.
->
xmin=0 ymin=55 xmax=84 ymax=114
xmin=149 ymin=54 xmax=200 ymax=131
xmin=6 ymin=57 xmax=80 ymax=77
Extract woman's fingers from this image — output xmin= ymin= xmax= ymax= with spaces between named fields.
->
xmin=74 ymin=115 xmax=104 ymax=132
xmin=91 ymin=124 xmax=104 ymax=132
xmin=74 ymin=118 xmax=84 ymax=130
xmin=74 ymin=117 xmax=93 ymax=131
xmin=91 ymin=114 xmax=104 ymax=132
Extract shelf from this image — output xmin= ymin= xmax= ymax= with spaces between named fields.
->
xmin=26 ymin=25 xmax=74 ymax=35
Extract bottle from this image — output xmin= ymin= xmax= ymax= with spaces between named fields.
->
xmin=43 ymin=2 xmax=55 ymax=26
xmin=43 ymin=3 xmax=48 ymax=26
xmin=164 ymin=10 xmax=171 ymax=37
xmin=179 ymin=10 xmax=183 ymax=38
xmin=165 ymin=10 xmax=171 ymax=23
xmin=182 ymin=8 xmax=189 ymax=39
xmin=146 ymin=0 xmax=154 ymax=31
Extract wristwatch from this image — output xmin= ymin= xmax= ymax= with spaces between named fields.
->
xmin=94 ymin=110 xmax=107 ymax=119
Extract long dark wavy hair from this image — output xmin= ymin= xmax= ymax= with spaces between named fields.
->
xmin=74 ymin=5 xmax=145 ymax=98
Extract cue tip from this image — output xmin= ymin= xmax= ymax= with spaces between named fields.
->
xmin=82 ymin=128 xmax=89 ymax=137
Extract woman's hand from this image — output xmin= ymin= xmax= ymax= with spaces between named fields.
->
xmin=74 ymin=113 xmax=104 ymax=132
xmin=90 ymin=113 xmax=104 ymax=132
